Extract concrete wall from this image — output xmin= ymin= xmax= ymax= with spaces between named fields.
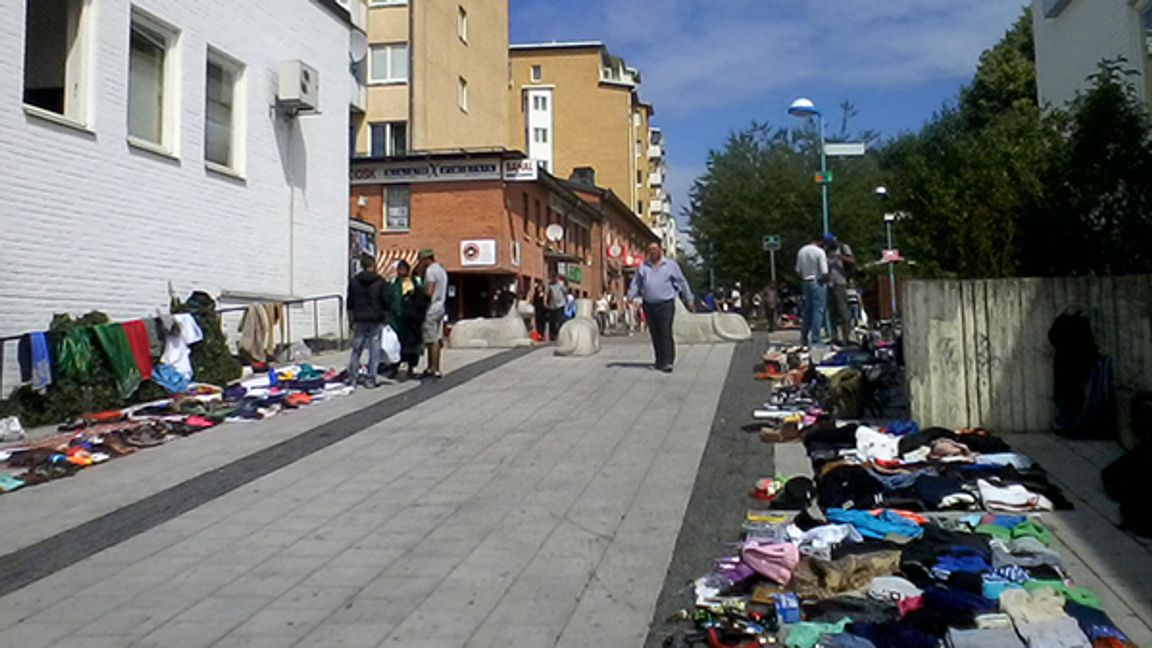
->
xmin=1032 ymin=0 xmax=1152 ymax=108
xmin=903 ymin=276 xmax=1152 ymax=447
xmin=509 ymin=48 xmax=636 ymax=209
xmin=0 ymin=0 xmax=351 ymax=364
xmin=411 ymin=0 xmax=508 ymax=151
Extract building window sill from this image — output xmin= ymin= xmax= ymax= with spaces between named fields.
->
xmin=381 ymin=228 xmax=411 ymax=234
xmin=127 ymin=137 xmax=180 ymax=162
xmin=23 ymin=105 xmax=94 ymax=135
xmin=205 ymin=162 xmax=247 ymax=182
xmin=368 ymin=80 xmax=409 ymax=87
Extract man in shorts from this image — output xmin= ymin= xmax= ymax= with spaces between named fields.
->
xmin=416 ymin=248 xmax=448 ymax=380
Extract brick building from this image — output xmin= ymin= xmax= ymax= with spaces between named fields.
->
xmin=349 ymin=152 xmax=657 ymax=320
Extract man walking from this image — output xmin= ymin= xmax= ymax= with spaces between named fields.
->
xmin=416 ymin=248 xmax=448 ymax=380
xmin=627 ymin=243 xmax=694 ymax=373
xmin=346 ymin=254 xmax=389 ymax=388
xmin=796 ymin=236 xmax=829 ymax=348
xmin=546 ymin=274 xmax=567 ymax=341
xmin=824 ymin=233 xmax=856 ymax=345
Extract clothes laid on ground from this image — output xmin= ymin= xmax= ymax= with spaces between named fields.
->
xmin=0 ymin=362 xmax=352 ymax=494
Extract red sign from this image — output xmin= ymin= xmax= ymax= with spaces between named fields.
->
xmin=607 ymin=243 xmax=625 ymax=259
xmin=882 ymin=249 xmax=902 ymax=263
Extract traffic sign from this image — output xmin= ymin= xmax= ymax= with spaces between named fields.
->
xmin=814 ymin=171 xmax=834 ymax=185
xmin=882 ymin=249 xmax=902 ymax=263
xmin=762 ymin=234 xmax=781 ymax=252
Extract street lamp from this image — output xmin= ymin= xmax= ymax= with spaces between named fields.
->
xmin=789 ymin=97 xmax=830 ymax=237
xmin=876 ymin=186 xmax=898 ymax=320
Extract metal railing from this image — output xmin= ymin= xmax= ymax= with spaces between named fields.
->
xmin=0 ymin=293 xmax=346 ymax=397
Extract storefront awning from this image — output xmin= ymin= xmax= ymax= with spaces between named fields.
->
xmin=376 ymin=248 xmax=420 ymax=278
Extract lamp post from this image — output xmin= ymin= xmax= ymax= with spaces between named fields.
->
xmin=876 ymin=186 xmax=898 ymax=320
xmin=789 ymin=97 xmax=830 ymax=237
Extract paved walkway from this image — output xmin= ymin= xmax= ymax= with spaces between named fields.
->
xmin=0 ymin=341 xmax=734 ymax=647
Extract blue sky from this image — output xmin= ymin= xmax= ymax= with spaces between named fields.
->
xmin=509 ymin=0 xmax=1030 ymax=231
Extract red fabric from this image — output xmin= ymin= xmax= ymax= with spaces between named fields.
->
xmin=122 ymin=320 xmax=153 ymax=381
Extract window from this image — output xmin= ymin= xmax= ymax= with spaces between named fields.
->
xmin=533 ymin=128 xmax=548 ymax=144
xmin=385 ymin=186 xmax=410 ymax=230
xmin=128 ymin=12 xmax=178 ymax=150
xmin=535 ymin=200 xmax=543 ymax=238
xmin=22 ymin=0 xmax=89 ymax=122
xmin=532 ymin=95 xmax=548 ymax=111
xmin=369 ymin=122 xmax=407 ymax=157
xmin=369 ymin=44 xmax=408 ymax=83
xmin=457 ymin=6 xmax=468 ymax=43
xmin=522 ymin=193 xmax=529 ymax=236
xmin=530 ymin=65 xmax=542 ymax=82
xmin=636 ymin=171 xmax=643 ymax=185
xmin=205 ymin=49 xmax=243 ymax=171
xmin=458 ymin=76 xmax=468 ymax=112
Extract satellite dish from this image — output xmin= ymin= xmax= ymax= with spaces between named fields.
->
xmin=349 ymin=31 xmax=369 ymax=63
xmin=545 ymin=224 xmax=564 ymax=242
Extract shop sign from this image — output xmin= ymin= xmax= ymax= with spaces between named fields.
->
xmin=502 ymin=159 xmax=538 ymax=182
xmin=351 ymin=159 xmax=501 ymax=185
xmin=460 ymin=239 xmax=497 ymax=266
xmin=565 ymin=264 xmax=584 ymax=284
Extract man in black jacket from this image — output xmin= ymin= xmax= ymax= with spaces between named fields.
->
xmin=347 ymin=254 xmax=389 ymax=388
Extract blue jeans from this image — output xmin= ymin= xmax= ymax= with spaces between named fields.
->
xmin=801 ymin=280 xmax=827 ymax=347
xmin=348 ymin=322 xmax=383 ymax=384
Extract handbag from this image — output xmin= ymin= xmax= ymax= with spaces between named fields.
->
xmin=381 ymin=325 xmax=401 ymax=364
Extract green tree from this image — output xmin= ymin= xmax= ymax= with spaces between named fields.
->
xmin=688 ymin=115 xmax=884 ymax=291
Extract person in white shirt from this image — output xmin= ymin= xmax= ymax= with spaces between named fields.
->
xmin=730 ymin=282 xmax=744 ymax=314
xmin=795 ymin=238 xmax=830 ymax=347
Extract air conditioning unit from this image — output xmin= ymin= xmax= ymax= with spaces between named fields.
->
xmin=277 ymin=61 xmax=319 ymax=112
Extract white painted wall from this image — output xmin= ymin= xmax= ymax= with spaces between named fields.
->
xmin=1032 ymin=0 xmax=1152 ymax=108
xmin=525 ymin=87 xmax=553 ymax=173
xmin=0 ymin=0 xmax=352 ymax=387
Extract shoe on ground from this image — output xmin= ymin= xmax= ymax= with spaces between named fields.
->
xmin=658 ymin=365 xmax=673 ymax=374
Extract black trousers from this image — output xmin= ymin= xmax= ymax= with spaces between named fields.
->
xmin=643 ymin=299 xmax=676 ymax=368
xmin=548 ymin=308 xmax=564 ymax=340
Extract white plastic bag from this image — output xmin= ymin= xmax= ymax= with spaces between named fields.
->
xmin=381 ymin=325 xmax=401 ymax=364
xmin=0 ymin=416 xmax=27 ymax=442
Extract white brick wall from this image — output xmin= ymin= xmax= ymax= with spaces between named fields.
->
xmin=1032 ymin=0 xmax=1151 ymax=109
xmin=0 ymin=0 xmax=353 ymax=390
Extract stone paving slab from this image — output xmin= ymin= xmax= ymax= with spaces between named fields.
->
xmin=0 ymin=348 xmax=504 ymax=553
xmin=0 ymin=340 xmax=736 ymax=647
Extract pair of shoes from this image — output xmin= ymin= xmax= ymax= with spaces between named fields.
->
xmin=657 ymin=365 xmax=673 ymax=374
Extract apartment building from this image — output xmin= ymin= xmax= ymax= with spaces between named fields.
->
xmin=1032 ymin=0 xmax=1152 ymax=108
xmin=352 ymin=0 xmax=509 ymax=156
xmin=1 ymin=0 xmax=362 ymax=364
xmin=508 ymin=41 xmax=677 ymax=256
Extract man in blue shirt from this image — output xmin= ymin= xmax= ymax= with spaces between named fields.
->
xmin=627 ymin=243 xmax=694 ymax=373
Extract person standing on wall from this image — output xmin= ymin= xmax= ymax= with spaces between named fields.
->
xmin=415 ymin=248 xmax=448 ymax=380
xmin=823 ymin=233 xmax=856 ymax=346
xmin=795 ymin=236 xmax=830 ymax=348
xmin=546 ymin=274 xmax=567 ymax=341
xmin=627 ymin=243 xmax=695 ymax=373
xmin=346 ymin=254 xmax=390 ymax=389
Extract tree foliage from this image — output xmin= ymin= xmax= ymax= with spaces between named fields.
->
xmin=687 ymin=7 xmax=1152 ymax=283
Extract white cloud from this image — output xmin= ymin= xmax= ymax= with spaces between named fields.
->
xmin=517 ymin=1 xmax=1029 ymax=117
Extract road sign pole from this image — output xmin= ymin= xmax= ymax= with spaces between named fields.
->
xmin=886 ymin=220 xmax=897 ymax=320
xmin=769 ymin=249 xmax=777 ymax=284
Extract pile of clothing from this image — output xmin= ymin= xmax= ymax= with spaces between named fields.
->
xmin=674 ymin=511 xmax=1134 ymax=648
xmin=0 ymin=363 xmax=352 ymax=494
xmin=801 ymin=422 xmax=1071 ymax=513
